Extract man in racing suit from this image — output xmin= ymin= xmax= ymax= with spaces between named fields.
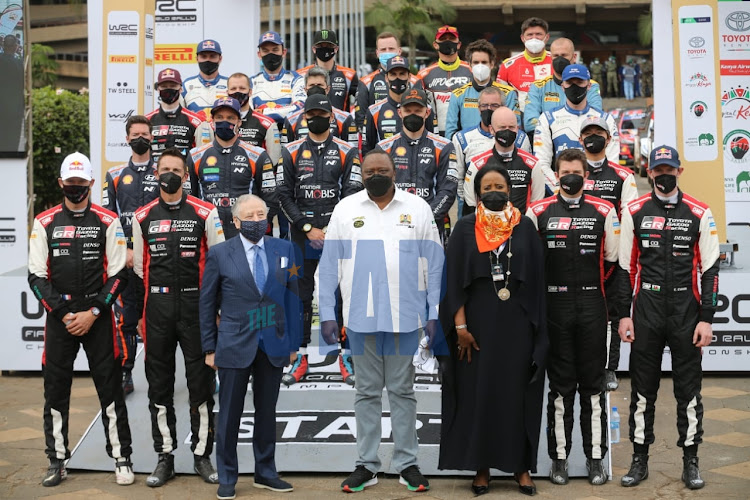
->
xmin=133 ymin=147 xmax=225 ymax=488
xmin=103 ymin=115 xmax=160 ymax=395
xmin=533 ymin=64 xmax=619 ymax=192
xmin=579 ymin=116 xmax=639 ymax=391
xmin=182 ymin=40 xmax=229 ymax=117
xmin=297 ymin=29 xmax=358 ymax=112
xmin=618 ymin=145 xmax=719 ymax=491
xmin=526 ymin=148 xmax=621 ymax=487
xmin=445 ymin=38 xmax=520 ymax=138
xmin=276 ymin=94 xmax=363 ymax=385
xmin=29 ymin=152 xmax=133 ymax=487
xmin=282 ymin=67 xmax=358 ymax=146
xmin=250 ymin=31 xmax=306 ymax=127
xmin=463 ymin=106 xmax=544 ymax=216
xmin=413 ymin=25 xmax=472 ymax=135
xmin=375 ymin=88 xmax=458 ymax=237
xmin=523 ymin=37 xmax=603 ymax=134
xmin=148 ymin=68 xmax=213 ymax=159
xmin=187 ymin=97 xmax=277 ymax=240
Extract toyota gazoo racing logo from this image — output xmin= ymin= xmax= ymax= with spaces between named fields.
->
xmin=52 ymin=226 xmax=76 ymax=239
xmin=546 ymin=217 xmax=571 ymax=230
xmin=148 ymin=220 xmax=172 ymax=233
xmin=303 ymin=185 xmax=336 ymax=199
xmin=640 ymin=216 xmax=665 ymax=230
xmin=689 ymin=36 xmax=706 ymax=48
xmin=726 ymin=11 xmax=750 ymax=32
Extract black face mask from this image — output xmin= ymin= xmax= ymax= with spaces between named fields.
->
xmin=159 ymin=88 xmax=180 ymax=105
xmin=214 ymin=121 xmax=237 ymax=141
xmin=198 ymin=60 xmax=219 ymax=75
xmin=559 ymin=174 xmax=584 ymax=195
xmin=229 ymin=91 xmax=250 ymax=108
xmin=494 ymin=129 xmax=517 ymax=148
xmin=306 ymin=115 xmax=330 ymax=134
xmin=159 ymin=172 xmax=183 ymax=194
xmin=437 ymin=41 xmax=458 ymax=56
xmin=364 ymin=174 xmax=393 ymax=197
xmin=389 ymin=77 xmax=408 ymax=94
xmin=402 ymin=114 xmax=425 ymax=133
xmin=480 ymin=109 xmax=493 ymax=127
xmin=564 ymin=83 xmax=588 ymax=105
xmin=583 ymin=134 xmax=607 ymax=154
xmin=653 ymin=173 xmax=678 ymax=194
xmin=552 ymin=56 xmax=571 ymax=76
xmin=314 ymin=46 xmax=336 ymax=62
xmin=62 ymin=184 xmax=89 ymax=204
xmin=129 ymin=136 xmax=151 ymax=155
xmin=262 ymin=52 xmax=283 ymax=72
xmin=480 ymin=191 xmax=509 ymax=211
xmin=306 ymin=85 xmax=327 ymax=97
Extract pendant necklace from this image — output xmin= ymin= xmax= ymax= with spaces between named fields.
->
xmin=489 ymin=235 xmax=512 ymax=301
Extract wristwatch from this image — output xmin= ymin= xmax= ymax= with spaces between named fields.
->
xmin=302 ymin=223 xmax=313 ymax=233
xmin=90 ymin=307 xmax=101 ymax=317
xmin=204 ymin=350 xmax=216 ymax=355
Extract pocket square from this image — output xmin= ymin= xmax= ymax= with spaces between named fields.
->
xmin=280 ymin=256 xmax=288 ymax=268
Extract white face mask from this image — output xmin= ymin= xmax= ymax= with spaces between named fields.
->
xmin=472 ymin=63 xmax=491 ymax=82
xmin=524 ymin=38 xmax=546 ymax=54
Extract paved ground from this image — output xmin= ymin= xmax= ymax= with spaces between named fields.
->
xmin=1 ymin=371 xmax=748 ymax=499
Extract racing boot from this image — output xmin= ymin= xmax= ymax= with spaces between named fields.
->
xmin=122 ymin=369 xmax=134 ymax=396
xmin=549 ymin=458 xmax=569 ymax=485
xmin=281 ymin=353 xmax=308 ymax=386
xmin=682 ymin=456 xmax=705 ymax=490
xmin=621 ymin=453 xmax=649 ymax=487
xmin=604 ymin=370 xmax=619 ymax=391
xmin=339 ymin=352 xmax=355 ymax=386
xmin=587 ymin=458 xmax=607 ymax=485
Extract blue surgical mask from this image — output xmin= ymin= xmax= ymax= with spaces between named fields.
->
xmin=378 ymin=52 xmax=397 ymax=67
xmin=239 ymin=219 xmax=267 ymax=243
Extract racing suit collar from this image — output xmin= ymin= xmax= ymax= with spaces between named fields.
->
xmin=524 ymin=50 xmax=547 ymax=64
xmin=587 ymin=158 xmax=606 ymax=172
xmin=406 ymin=128 xmax=429 ymax=145
xmin=652 ymin=189 xmax=682 ymax=208
xmin=159 ymin=192 xmax=187 ymax=210
xmin=438 ymin=58 xmax=461 ymax=72
xmin=62 ymin=199 xmax=92 ymax=217
xmin=198 ymin=73 xmax=225 ymax=87
xmin=387 ymin=94 xmax=400 ymax=108
xmin=492 ymin=145 xmax=516 ymax=162
xmin=305 ymin=133 xmax=334 ymax=150
xmin=130 ymin=158 xmax=154 ymax=172
xmin=262 ymin=67 xmax=288 ymax=81
xmin=161 ymin=103 xmax=182 ymax=117
xmin=557 ymin=192 xmax=582 ymax=208
xmin=563 ymin=102 xmax=591 ymax=115
xmin=477 ymin=125 xmax=493 ymax=138
xmin=213 ymin=137 xmax=240 ymax=152
xmin=472 ymin=79 xmax=491 ymax=92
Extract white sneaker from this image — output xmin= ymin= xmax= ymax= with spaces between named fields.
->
xmin=115 ymin=458 xmax=135 ymax=485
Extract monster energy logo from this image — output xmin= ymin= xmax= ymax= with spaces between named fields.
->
xmin=321 ymin=30 xmax=329 ymax=39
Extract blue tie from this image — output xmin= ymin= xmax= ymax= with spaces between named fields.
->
xmin=253 ymin=246 xmax=266 ymax=293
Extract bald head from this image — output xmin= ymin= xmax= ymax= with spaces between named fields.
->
xmin=491 ymin=106 xmax=518 ymax=131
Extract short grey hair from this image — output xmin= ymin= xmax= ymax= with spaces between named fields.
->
xmin=306 ymin=66 xmax=330 ymax=87
xmin=478 ymin=86 xmax=506 ymax=105
xmin=231 ymin=194 xmax=268 ymax=218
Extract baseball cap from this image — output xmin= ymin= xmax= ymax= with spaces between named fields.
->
xmin=156 ymin=68 xmax=182 ymax=85
xmin=386 ymin=55 xmax=409 ymax=72
xmin=313 ymin=29 xmax=338 ymax=46
xmin=258 ymin=31 xmax=284 ymax=47
xmin=436 ymin=25 xmax=459 ymax=40
xmin=304 ymin=94 xmax=333 ymax=113
xmin=401 ymin=88 xmax=428 ymax=107
xmin=650 ymin=145 xmax=681 ymax=169
xmin=60 ymin=152 xmax=93 ymax=181
xmin=562 ymin=64 xmax=591 ymax=81
xmin=197 ymin=39 xmax=222 ymax=54
xmin=211 ymin=97 xmax=241 ymax=117
xmin=580 ymin=116 xmax=609 ymax=135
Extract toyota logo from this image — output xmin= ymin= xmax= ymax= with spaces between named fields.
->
xmin=726 ymin=11 xmax=750 ymax=32
xmin=689 ymin=36 xmax=705 ymax=48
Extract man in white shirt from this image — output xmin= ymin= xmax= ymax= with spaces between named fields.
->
xmin=318 ymin=150 xmax=444 ymax=494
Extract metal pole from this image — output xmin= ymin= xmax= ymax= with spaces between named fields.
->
xmin=299 ymin=0 xmax=305 ymax=67
xmin=339 ymin=0 xmax=345 ymax=69
xmin=280 ymin=0 xmax=286 ymax=50
xmin=290 ymin=0 xmax=296 ymax=69
xmin=345 ymin=0 xmax=351 ymax=69
xmin=316 ymin=0 xmax=321 ymax=32
xmin=269 ymin=0 xmax=275 ymax=33
xmin=330 ymin=0 xmax=336 ymax=40
xmin=359 ymin=0 xmax=365 ymax=74
xmin=306 ymin=0 xmax=312 ymax=66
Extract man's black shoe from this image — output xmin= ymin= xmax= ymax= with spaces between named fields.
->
xmin=194 ymin=455 xmax=219 ymax=484
xmin=682 ymin=456 xmax=705 ymax=490
xmin=122 ymin=370 xmax=134 ymax=395
xmin=621 ymin=453 xmax=649 ymax=487
xmin=587 ymin=458 xmax=607 ymax=485
xmin=549 ymin=458 xmax=569 ymax=485
xmin=253 ymin=475 xmax=293 ymax=492
xmin=341 ymin=465 xmax=377 ymax=492
xmin=42 ymin=458 xmax=66 ymax=487
xmin=146 ymin=453 xmax=175 ymax=487
xmin=399 ymin=465 xmax=429 ymax=492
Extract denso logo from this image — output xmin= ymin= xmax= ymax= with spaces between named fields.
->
xmin=148 ymin=220 xmax=172 ymax=233
xmin=52 ymin=226 xmax=76 ymax=239
xmin=640 ymin=216 xmax=665 ymax=230
xmin=547 ymin=217 xmax=571 ymax=230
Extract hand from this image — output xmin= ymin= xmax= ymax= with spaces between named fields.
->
xmin=618 ymin=317 xmax=635 ymax=343
xmin=424 ymin=319 xmax=437 ymax=349
xmin=307 ymin=228 xmax=326 ymax=250
xmin=66 ymin=311 xmax=96 ymax=336
xmin=205 ymin=353 xmax=217 ymax=370
xmin=693 ymin=321 xmax=713 ymax=348
xmin=63 ymin=312 xmax=75 ymax=326
xmin=136 ymin=319 xmax=143 ymax=336
xmin=456 ymin=328 xmax=479 ymax=363
xmin=321 ymin=320 xmax=340 ymax=345
xmin=290 ymin=351 xmax=298 ymax=365
xmin=126 ymin=248 xmax=134 ymax=269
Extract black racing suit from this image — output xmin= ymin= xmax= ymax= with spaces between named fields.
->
xmin=132 ymin=194 xmax=225 ymax=457
xmin=618 ymin=190 xmax=720 ymax=450
xmin=298 ymin=63 xmax=359 ymax=112
xmin=281 ymin=106 xmax=358 ymax=146
xmin=362 ymin=94 xmax=436 ymax=154
xmin=277 ymin=134 xmax=363 ymax=346
xmin=28 ymin=202 xmax=131 ymax=461
xmin=187 ymin=138 xmax=277 ymax=239
xmin=527 ymin=193 xmax=622 ymax=460
xmin=103 ymin=158 xmax=159 ymax=374
xmin=146 ymin=105 xmax=208 ymax=159
xmin=238 ymin=109 xmax=282 ymax=164
xmin=355 ymin=68 xmax=419 ymax=130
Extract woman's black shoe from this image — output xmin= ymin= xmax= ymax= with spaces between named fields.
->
xmin=471 ymin=483 xmax=489 ymax=496
xmin=514 ymin=473 xmax=537 ymax=496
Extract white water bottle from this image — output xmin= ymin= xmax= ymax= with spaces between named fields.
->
xmin=611 ymin=407 xmax=621 ymax=444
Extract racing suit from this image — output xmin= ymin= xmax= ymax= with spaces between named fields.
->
xmin=533 ymin=104 xmax=620 ymax=191
xmin=414 ymin=59 xmax=473 ymax=134
xmin=618 ymin=191 xmax=719 ymax=450
xmin=182 ymin=73 xmax=229 ymax=116
xmin=187 ymin=138 xmax=276 ymax=239
xmin=445 ymin=81 xmax=520 ymax=139
xmin=103 ymin=158 xmax=160 ymax=375
xmin=526 ymin=194 xmax=621 ymax=461
xmin=147 ymin=105 xmax=212 ymax=159
xmin=238 ymin=109 xmax=282 ymax=164
xmin=249 ymin=68 xmax=306 ymax=126
xmin=355 ymin=67 xmax=418 ymax=130
xmin=523 ymin=75 xmax=604 ymax=133
xmin=133 ymin=194 xmax=224 ymax=457
xmin=281 ymin=106 xmax=358 ymax=146
xmin=463 ymin=146 xmax=545 ymax=216
xmin=276 ymin=135 xmax=363 ymax=346
xmin=29 ymin=202 xmax=131 ymax=461
xmin=496 ymin=50 xmax=552 ymax=111
xmin=297 ymin=63 xmax=358 ymax=112
xmin=362 ymin=95 xmax=436 ymax=154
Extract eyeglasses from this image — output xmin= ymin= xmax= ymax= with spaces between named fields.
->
xmin=478 ymin=103 xmax=502 ymax=111
xmin=436 ymin=26 xmax=459 ymax=38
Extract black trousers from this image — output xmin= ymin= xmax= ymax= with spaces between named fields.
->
xmin=115 ymin=268 xmax=139 ymax=372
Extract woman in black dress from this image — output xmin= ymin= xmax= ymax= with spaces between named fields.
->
xmin=438 ymin=165 xmax=548 ymax=496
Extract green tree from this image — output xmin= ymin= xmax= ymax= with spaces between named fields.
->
xmin=31 ymin=44 xmax=58 ymax=88
xmin=366 ymin=0 xmax=456 ymax=70
xmin=31 ymin=87 xmax=89 ymax=214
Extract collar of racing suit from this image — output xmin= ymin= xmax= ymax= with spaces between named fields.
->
xmin=262 ymin=67 xmax=287 ymax=82
xmin=652 ymin=189 xmax=681 ymax=207
xmin=213 ymin=137 xmax=240 ymax=153
xmin=563 ymin=103 xmax=591 ymax=115
xmin=161 ymin=103 xmax=182 ymax=117
xmin=305 ymin=133 xmax=334 ymax=151
xmin=159 ymin=192 xmax=187 ymax=210
xmin=406 ymin=128 xmax=430 ymax=146
xmin=492 ymin=146 xmax=516 ymax=162
xmin=130 ymin=157 xmax=155 ymax=172
xmin=438 ymin=58 xmax=462 ymax=72
xmin=587 ymin=158 xmax=607 ymax=171
xmin=557 ymin=192 xmax=582 ymax=207
xmin=62 ymin=200 xmax=91 ymax=218
xmin=524 ymin=50 xmax=547 ymax=64
xmin=198 ymin=73 xmax=224 ymax=87
xmin=472 ymin=79 xmax=491 ymax=92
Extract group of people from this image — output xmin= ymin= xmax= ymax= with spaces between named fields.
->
xmin=28 ymin=17 xmax=718 ymax=500
xmin=588 ymin=56 xmax=653 ymax=100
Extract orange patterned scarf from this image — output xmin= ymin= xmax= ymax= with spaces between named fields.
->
xmin=474 ymin=201 xmax=522 ymax=252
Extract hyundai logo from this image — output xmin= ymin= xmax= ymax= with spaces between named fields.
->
xmin=689 ymin=36 xmax=705 ymax=48
xmin=726 ymin=11 xmax=750 ymax=32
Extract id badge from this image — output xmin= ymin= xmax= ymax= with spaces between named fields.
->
xmin=492 ymin=263 xmax=504 ymax=282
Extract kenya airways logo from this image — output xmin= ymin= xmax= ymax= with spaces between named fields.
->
xmin=640 ymin=216 xmax=665 ymax=229
xmin=547 ymin=217 xmax=571 ymax=230
xmin=52 ymin=226 xmax=76 ymax=239
xmin=148 ymin=220 xmax=172 ymax=233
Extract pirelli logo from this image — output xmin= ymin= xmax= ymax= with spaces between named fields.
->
xmin=155 ymin=44 xmax=195 ymax=64
xmin=109 ymin=55 xmax=137 ymax=63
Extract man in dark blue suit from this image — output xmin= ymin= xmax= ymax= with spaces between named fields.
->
xmin=200 ymin=194 xmax=303 ymax=500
